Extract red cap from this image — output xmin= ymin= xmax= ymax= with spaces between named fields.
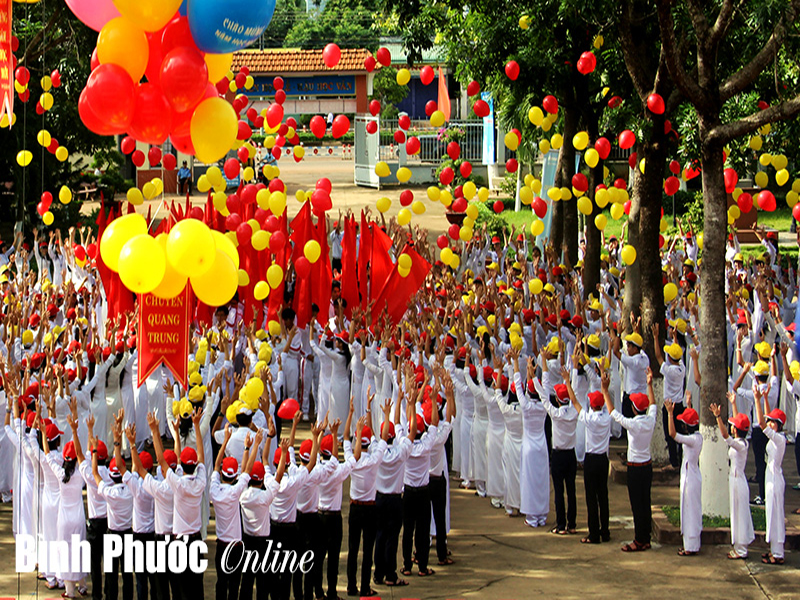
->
xmin=139 ymin=451 xmax=154 ymax=471
xmin=361 ymin=426 xmax=373 ymax=445
xmin=630 ymin=393 xmax=649 ymax=413
xmin=273 ymin=448 xmax=283 ymax=466
xmin=26 ymin=381 xmax=40 ymax=397
xmin=766 ymin=408 xmax=786 ymax=427
xmin=588 ymin=391 xmax=604 ymax=410
xmin=491 ymin=236 xmax=501 ymax=244
xmin=29 ymin=314 xmax=41 ymax=328
xmin=180 ymin=447 xmax=198 ymax=466
xmin=63 ymin=441 xmax=77 ymax=460
xmin=522 ymin=309 xmax=535 ymax=323
xmin=527 ymin=379 xmax=537 ymax=395
xmin=415 ymin=414 xmax=425 ymax=433
xmin=299 ymin=439 xmax=313 ymax=461
xmin=221 ymin=456 xmax=239 ymax=477
xmin=127 ymin=335 xmax=137 ymax=349
xmin=45 ymin=422 xmax=63 ymax=441
xmin=163 ymin=449 xmax=178 ymax=468
xmin=457 ymin=347 xmax=468 ymax=360
xmin=108 ymin=458 xmax=121 ymax=477
xmin=26 ymin=411 xmax=37 ymax=427
xmin=559 ymin=309 xmax=571 ymax=321
xmin=676 ymin=408 xmax=699 ymax=427
xmin=251 ymin=461 xmax=265 ymax=481
xmin=570 ymin=315 xmax=583 ymax=328
xmin=787 ymin=323 xmax=796 ymax=333
xmin=482 ymin=366 xmax=494 ymax=382
xmin=546 ymin=314 xmax=558 ymax=327
xmin=320 ymin=434 xmax=334 ymax=457
xmin=483 ymin=301 xmax=495 ymax=314
xmin=552 ymin=266 xmax=563 ymax=277
xmin=96 ymin=440 xmax=108 ymax=461
xmin=445 ymin=336 xmax=455 ymax=350
xmin=468 ymin=364 xmax=477 ymax=379
xmin=497 ymin=374 xmax=509 ymax=393
xmin=553 ymin=384 xmax=568 ymax=402
xmin=381 ymin=421 xmax=395 ymax=439
xmin=728 ymin=413 xmax=750 ymax=431
xmin=47 ymin=303 xmax=58 ymax=317
xmin=335 ymin=330 xmax=350 ymax=344
xmin=66 ymin=308 xmax=77 ymax=320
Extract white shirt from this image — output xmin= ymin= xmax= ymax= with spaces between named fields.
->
xmin=297 ymin=461 xmax=334 ymax=514
xmin=79 ymin=461 xmax=110 ymax=519
xmin=123 ymin=472 xmax=155 ymax=534
xmin=166 ymin=463 xmax=207 ymax=535
xmin=209 ymin=471 xmax=251 ymax=542
xmin=621 ymin=350 xmax=649 ymax=394
xmin=344 ymin=439 xmax=387 ymax=501
xmin=240 ymin=479 xmax=280 ymax=537
xmin=98 ymin=480 xmax=134 ymax=531
xmin=214 ymin=427 xmax=252 ymax=461
xmin=141 ymin=472 xmax=174 ymax=535
xmin=429 ymin=421 xmax=453 ymax=477
xmin=612 ymin=405 xmax=658 ymax=463
xmin=580 ymin=409 xmax=612 ymax=454
xmin=403 ymin=426 xmax=438 ymax=487
xmin=542 ymin=401 xmax=578 ymax=450
xmin=317 ymin=457 xmax=355 ymax=511
xmin=376 ymin=435 xmax=413 ymax=494
xmin=660 ymin=361 xmax=686 ymax=402
xmin=269 ymin=461 xmax=309 ymax=523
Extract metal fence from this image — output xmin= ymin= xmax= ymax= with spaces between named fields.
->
xmin=379 ymin=119 xmax=485 ymax=164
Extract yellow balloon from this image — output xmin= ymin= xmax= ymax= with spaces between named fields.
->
xmin=430 ymin=110 xmax=445 ymax=127
xmin=252 ymin=230 xmax=270 ymax=251
xmin=754 ymin=171 xmax=768 ymax=188
xmin=292 ymin=147 xmax=304 ymax=161
xmin=112 ymin=0 xmax=181 ymax=31
xmin=504 ymin=131 xmax=520 ymax=151
xmin=191 ymin=97 xmax=238 ymax=164
xmin=267 ymin=264 xmax=284 ymax=289
xmin=118 ymin=234 xmax=166 ymax=294
xmin=664 ymin=282 xmax=678 ymax=303
xmin=37 ymin=130 xmax=51 ymax=147
xmin=577 ymin=196 xmax=592 ymax=216
xmin=539 ymin=139 xmax=551 ymax=154
xmin=776 ymin=168 xmax=790 ymax=187
xmin=97 ymin=17 xmax=149 ymax=81
xmin=376 ymin=197 xmax=391 ymax=213
xmin=254 ymin=281 xmax=269 ymax=301
xmin=40 ymin=93 xmax=54 ymax=111
xmin=397 ymin=167 xmax=412 ymax=183
xmin=786 ymin=190 xmax=799 ymax=208
xmin=100 ymin=213 xmax=147 ymax=272
xmin=197 ymin=175 xmax=212 ymax=193
xmin=531 ymin=219 xmax=544 ymax=236
xmin=551 ymin=134 xmax=563 ymax=149
xmin=214 ymin=191 xmax=230 ymax=216
xmin=728 ymin=205 xmax=741 ymax=220
xmin=466 ymin=204 xmax=479 ymax=220
xmin=142 ymin=182 xmax=156 ymax=200
xmin=584 ymin=148 xmax=599 ymax=168
xmin=269 ymin=191 xmax=286 ymax=216
xmin=398 ymin=265 xmax=411 ymax=277
xmin=528 ymin=106 xmax=544 ymax=126
xmin=396 ymin=68 xmax=411 ymax=86
xmin=450 ymin=254 xmax=460 ymax=269
xmin=440 ymin=247 xmax=453 ymax=263
xmin=238 ymin=270 xmax=250 ymax=287
xmin=772 ymin=154 xmax=788 ymax=170
xmin=519 ymin=186 xmax=533 ymax=205
xmin=594 ymin=214 xmax=607 ymax=231
xmin=375 ymin=161 xmax=391 ymax=178
xmin=151 ymin=234 xmax=188 ymax=299
xmin=59 ymin=186 xmax=72 ymax=204
xmin=440 ymin=190 xmax=452 ymax=207
xmin=396 ymin=253 xmax=412 ymax=270
xmin=610 ymin=202 xmax=624 ymax=220
xmin=245 ymin=76 xmax=254 ymax=90
xmin=621 ymin=244 xmax=637 ymax=266
xmin=127 ymin=187 xmax=144 ymax=206
xmin=242 ymin=166 xmax=255 ymax=181
xmin=463 ymin=181 xmax=477 ymax=200
xmin=167 ymin=219 xmax=216 ymax=277
xmin=304 ymin=240 xmax=321 ymax=263
xmin=519 ymin=15 xmax=531 ymax=29
xmin=411 ymin=200 xmax=425 ymax=215
xmin=42 ymin=211 xmax=54 ymax=226
xmin=459 ymin=226 xmax=473 ymax=242
xmin=541 ymin=118 xmax=553 ymax=132
xmin=397 ymin=208 xmax=412 ymax=226
xmin=759 ymin=153 xmax=772 ymax=167
xmin=478 ymin=187 xmax=490 ymax=202
xmin=547 ymin=187 xmax=562 ymax=201
xmin=573 ymin=131 xmax=589 ymax=150
xmin=190 ymin=249 xmax=238 ymax=307
xmin=529 ymin=278 xmax=543 ymax=294
xmin=749 ymin=135 xmax=763 ymax=151
xmin=426 ymin=186 xmax=441 ymax=202
xmin=205 ymin=53 xmax=233 ymax=82
xmin=596 ymin=187 xmax=609 ymax=208
xmin=16 ymin=150 xmax=32 ymax=167
xmin=40 ymin=76 xmax=52 ymax=92
xmin=560 ymin=187 xmax=572 ymax=200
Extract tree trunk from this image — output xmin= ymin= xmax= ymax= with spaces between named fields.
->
xmin=698 ymin=129 xmax=730 ymax=517
xmin=622 ymin=145 xmax=641 ymax=333
xmin=583 ymin=160 xmax=603 ymax=298
xmin=558 ymin=107 xmax=579 ymax=266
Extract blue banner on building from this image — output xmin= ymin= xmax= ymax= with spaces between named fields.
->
xmin=244 ymin=75 xmax=356 ymax=97
xmin=481 ymin=92 xmax=495 ymax=165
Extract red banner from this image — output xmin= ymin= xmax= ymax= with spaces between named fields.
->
xmin=138 ymin=287 xmax=191 ymax=389
xmin=0 ymin=0 xmax=11 ymax=124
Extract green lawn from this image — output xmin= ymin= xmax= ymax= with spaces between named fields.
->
xmin=662 ymin=504 xmax=767 ymax=530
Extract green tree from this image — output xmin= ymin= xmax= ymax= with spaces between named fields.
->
xmin=284 ymin=0 xmax=381 ymax=50
xmin=259 ymin=0 xmax=306 ymax=49
xmin=370 ymin=66 xmax=408 ymax=119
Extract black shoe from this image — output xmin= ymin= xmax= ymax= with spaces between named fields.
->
xmin=601 ymin=534 xmax=611 ymax=542
xmin=373 ymin=575 xmax=385 ymax=586
xmin=346 ymin=589 xmax=360 ymax=597
xmin=359 ymin=590 xmax=377 ymax=597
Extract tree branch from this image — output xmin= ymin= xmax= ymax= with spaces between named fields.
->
xmin=710 ymin=95 xmax=800 ymax=143
xmin=719 ymin=0 xmax=800 ymax=103
xmin=20 ymin=4 xmax=64 ymax=66
xmin=707 ymin=0 xmax=735 ymax=51
xmin=655 ymin=0 xmax=706 ymax=105
xmin=617 ymin=0 xmax=653 ymax=100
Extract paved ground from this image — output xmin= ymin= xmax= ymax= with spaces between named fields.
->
xmin=1 ymin=435 xmax=798 ymax=600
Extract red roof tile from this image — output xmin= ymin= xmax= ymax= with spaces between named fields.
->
xmin=231 ymin=48 xmax=377 ymax=75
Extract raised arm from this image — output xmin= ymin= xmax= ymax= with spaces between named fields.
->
xmin=709 ymin=403 xmax=729 ymax=440
xmin=148 ymin=413 xmax=169 ymax=478
xmin=353 ymin=415 xmax=366 ymax=462
xmin=665 ymin=400 xmax=677 ymax=439
xmin=192 ymin=408 xmax=205 ymax=466
xmin=215 ymin=424 xmax=232 ymax=473
xmin=561 ymin=365 xmax=582 ymax=414
xmin=753 ymin=385 xmax=768 ymax=431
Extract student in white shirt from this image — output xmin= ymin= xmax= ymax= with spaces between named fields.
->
xmin=543 ymin=369 xmax=578 ymax=536
xmin=606 ymin=367 xmax=657 ymax=552
xmin=652 ymin=325 xmax=687 ymax=469
xmin=428 ymin=369 xmax=456 ymax=568
xmin=611 ymin=330 xmax=649 ymax=419
xmin=566 ymin=370 xmax=611 ymax=544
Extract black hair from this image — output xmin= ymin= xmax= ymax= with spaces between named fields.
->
xmin=215 ymin=306 xmax=229 ymax=317
xmin=182 ymin=463 xmax=197 ymax=475
xmin=311 ymin=303 xmax=319 ymax=315
xmin=734 ymin=427 xmax=748 ymax=439
xmin=455 ymin=357 xmax=465 ymax=370
xmin=248 ymin=478 xmax=263 ymax=488
xmin=179 ymin=416 xmax=193 ymax=438
xmin=508 ymin=391 xmax=518 ymax=404
xmin=62 ymin=458 xmax=76 ymax=484
xmin=236 ymin=412 xmax=253 ymax=427
xmin=221 ymin=474 xmax=237 ymax=484
xmin=768 ymin=419 xmax=784 ymax=432
xmin=331 ymin=281 xmax=341 ymax=290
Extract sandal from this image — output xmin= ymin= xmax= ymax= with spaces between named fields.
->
xmin=621 ymin=541 xmax=650 ymax=552
xmin=438 ymin=557 xmax=455 ymax=565
xmin=385 ymin=579 xmax=409 ymax=587
xmin=566 ymin=529 xmax=578 ymax=534
xmin=677 ymin=549 xmax=699 ymax=556
xmin=401 ymin=569 xmax=413 ymax=577
xmin=727 ymin=551 xmax=746 ymax=560
xmin=418 ymin=568 xmax=436 ymax=577
xmin=581 ymin=537 xmax=600 ymax=544
xmin=762 ymin=554 xmax=784 ymax=565
xmin=550 ymin=527 xmax=567 ymax=535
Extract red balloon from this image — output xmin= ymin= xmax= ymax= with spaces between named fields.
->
xmin=460 ymin=161 xmax=472 ymax=178
xmin=322 ymin=43 xmax=341 ymax=68
xmin=757 ymin=190 xmax=776 ymax=212
xmin=737 ymin=192 xmax=753 ymax=214
xmin=269 ymin=230 xmax=286 ymax=253
xmin=369 ymin=100 xmax=381 ymax=116
xmin=277 ymin=398 xmax=300 ymax=420
xmin=619 ymin=129 xmax=636 ymax=150
xmin=226 ymin=194 xmax=241 ymax=215
xmin=453 ymin=185 xmax=463 ymax=199
xmin=311 ymin=189 xmax=332 ymax=212
xmin=295 ymin=257 xmax=311 ymax=278
xmin=148 ymin=146 xmax=162 ymax=167
xmin=646 ymin=93 xmax=665 ymax=115
xmin=144 ymin=32 xmax=164 ymax=84
xmin=669 ymin=160 xmax=681 ymax=175
xmin=234 ymin=72 xmax=246 ymax=89
xmin=398 ymin=115 xmax=411 ymax=130
xmin=269 ymin=179 xmax=285 ymax=193
xmin=131 ymin=149 xmax=145 ymax=167
xmin=331 ymin=115 xmax=350 ymax=139
xmin=607 ymin=95 xmax=622 ymax=109
xmin=448 ymin=223 xmax=460 ymax=239
xmin=576 ymin=51 xmax=596 ymax=75
xmin=161 ymin=16 xmax=195 ymax=56
xmin=37 ymin=202 xmax=47 ymax=216
xmin=162 ymin=153 xmax=177 ymax=171
xmin=793 ymin=203 xmax=800 ymax=222
xmin=505 ymin=60 xmax=520 ymax=81
xmin=594 ymin=137 xmax=611 ymax=160
xmin=394 ymin=130 xmax=406 ymax=144
xmin=129 ymin=83 xmax=173 ymax=145
xmin=405 ymin=136 xmax=420 ymax=154
xmin=624 ymin=201 xmax=632 ymax=215
xmin=84 ymin=63 xmax=136 ymax=132
xmin=247 ymin=107 xmax=258 ymax=123
xmin=15 ymin=66 xmax=29 ymax=85
xmin=506 ymin=158 xmax=518 ymax=173
xmin=160 ymin=46 xmax=208 ymax=113
xmin=310 ymin=115 xmax=326 ymax=139
xmin=238 ymin=121 xmax=253 ymax=141
xmin=225 ymin=213 xmax=242 ymax=232
xmin=439 ymin=167 xmax=454 ymax=186
xmin=364 ymin=56 xmax=376 ymax=72
xmin=447 ymin=142 xmax=460 ymax=160
xmin=399 ymin=190 xmax=414 ymax=207
xmin=724 ymin=168 xmax=738 ymax=194
xmin=237 ymin=147 xmax=249 ymax=164
xmin=267 ymin=103 xmax=284 ymax=128
xmin=543 ymin=95 xmax=558 ymax=114
xmin=236 ymin=223 xmax=252 ymax=247
xmin=532 ymin=196 xmax=547 ymax=218
xmin=78 ymin=88 xmax=118 ymax=135
xmin=493 ymin=200 xmax=505 ymax=214
xmin=366 ymin=121 xmax=378 ymax=135
xmin=420 ymin=66 xmax=434 ymax=85
xmin=273 ymin=77 xmax=284 ymax=90
xmin=628 ymin=152 xmax=638 ymax=170
xmin=473 ymin=99 xmax=490 ymax=118
xmin=224 ymin=158 xmax=240 ymax=180
xmin=90 ymin=48 xmax=100 ymax=71
xmin=614 ymin=178 xmax=627 ymax=189
xmin=120 ymin=136 xmax=136 ymax=155
xmin=316 ymin=178 xmax=332 ymax=193
xmin=264 ymin=215 xmax=279 ymax=232
xmin=189 ymin=207 xmax=204 ymax=221
xmin=664 ymin=176 xmax=680 ymax=196
xmin=451 ymin=197 xmax=467 ymax=213
xmin=275 ymin=89 xmax=286 ymax=105
xmin=659 ymin=235 xmax=665 ymax=249
xmin=241 ymin=184 xmax=257 ymax=205
xmin=41 ymin=191 xmax=52 ymax=210
xmin=35 ymin=102 xmax=44 ymax=116
xmin=572 ymin=173 xmax=588 ymax=192
xmin=215 ymin=78 xmax=229 ymax=95
xmin=467 ymin=81 xmax=480 ymax=96
xmin=170 ymin=132 xmax=194 ymax=155
xmin=437 ymin=235 xmax=448 ymax=249
xmin=425 ymin=101 xmax=438 ymax=117
xmin=376 ymin=47 xmax=391 ymax=67
xmin=87 ymin=243 xmax=98 ymax=259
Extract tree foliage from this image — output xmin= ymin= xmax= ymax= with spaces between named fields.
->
xmin=284 ymin=0 xmax=382 ymax=50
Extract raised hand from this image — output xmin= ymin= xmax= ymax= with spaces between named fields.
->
xmin=709 ymin=403 xmax=721 ymax=418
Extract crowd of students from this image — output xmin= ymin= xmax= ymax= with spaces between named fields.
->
xmin=0 ymin=215 xmax=797 ymax=600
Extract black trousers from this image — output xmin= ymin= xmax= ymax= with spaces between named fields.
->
xmin=318 ymin=511 xmax=342 ymax=600
xmin=627 ymin=463 xmax=653 ymax=545
xmin=663 ymin=404 xmax=685 ymax=468
xmin=752 ymin=426 xmax=767 ymax=499
xmin=133 ymin=532 xmax=157 ymax=600
xmin=551 ymin=449 xmax=577 ymax=531
xmin=106 ymin=528 xmax=134 ymax=600
xmin=153 ymin=535 xmax=180 ymax=600
xmin=373 ymin=492 xmax=402 ymax=584
xmin=583 ymin=453 xmax=610 ymax=542
xmin=87 ymin=517 xmax=107 ymax=600
xmin=622 ymin=392 xmax=634 ymax=419
xmin=239 ymin=534 xmax=271 ymax=600
xmin=429 ymin=476 xmax=448 ymax=562
xmin=795 ymin=433 xmax=800 ymax=479
xmin=179 ymin=531 xmax=204 ymax=600
xmin=346 ymin=503 xmax=377 ymax=594
xmin=401 ymin=485 xmax=431 ymax=572
xmin=270 ymin=521 xmax=298 ymax=600
xmin=178 ymin=177 xmax=192 ymax=195
xmin=215 ymin=539 xmax=242 ymax=600
xmin=292 ymin=512 xmax=320 ymax=600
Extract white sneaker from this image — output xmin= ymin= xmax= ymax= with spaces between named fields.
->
xmin=490 ymin=498 xmax=502 ymax=508
xmin=302 ymin=413 xmax=309 ymax=422
xmin=537 ymin=517 xmax=547 ymax=527
xmin=525 ymin=516 xmax=538 ymax=527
